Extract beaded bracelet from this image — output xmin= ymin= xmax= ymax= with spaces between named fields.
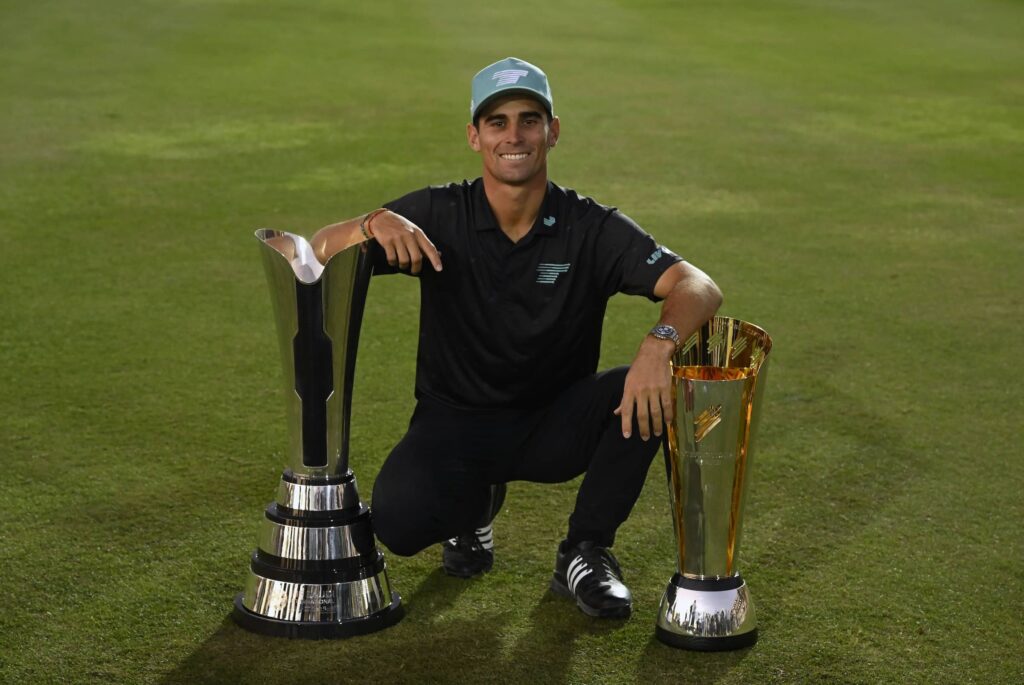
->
xmin=359 ymin=209 xmax=387 ymax=240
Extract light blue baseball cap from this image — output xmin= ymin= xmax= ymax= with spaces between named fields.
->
xmin=470 ymin=57 xmax=554 ymax=121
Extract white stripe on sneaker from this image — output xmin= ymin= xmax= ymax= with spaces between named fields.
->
xmin=567 ymin=556 xmax=594 ymax=593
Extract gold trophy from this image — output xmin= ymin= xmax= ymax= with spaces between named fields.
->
xmin=232 ymin=231 xmax=403 ymax=638
xmin=655 ymin=316 xmax=772 ymax=650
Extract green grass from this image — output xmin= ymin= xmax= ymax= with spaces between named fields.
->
xmin=1 ymin=0 xmax=1022 ymax=682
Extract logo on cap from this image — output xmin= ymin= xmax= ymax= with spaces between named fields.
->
xmin=492 ymin=69 xmax=529 ymax=86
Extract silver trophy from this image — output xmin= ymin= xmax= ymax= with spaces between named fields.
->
xmin=232 ymin=230 xmax=403 ymax=638
xmin=656 ymin=316 xmax=772 ymax=651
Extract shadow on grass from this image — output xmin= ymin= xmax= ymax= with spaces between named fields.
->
xmin=635 ymin=634 xmax=752 ymax=682
xmin=159 ymin=567 xmax=488 ymax=684
xmin=502 ymin=589 xmax=630 ymax=682
xmin=399 ymin=566 xmax=474 ymax=617
xmin=160 ymin=574 xmax=645 ymax=684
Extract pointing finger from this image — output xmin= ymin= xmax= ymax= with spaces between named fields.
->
xmin=415 ymin=230 xmax=443 ymax=271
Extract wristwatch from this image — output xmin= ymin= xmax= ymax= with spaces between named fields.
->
xmin=648 ymin=324 xmax=680 ymax=349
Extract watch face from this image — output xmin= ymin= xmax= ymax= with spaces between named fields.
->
xmin=651 ymin=325 xmax=679 ymax=344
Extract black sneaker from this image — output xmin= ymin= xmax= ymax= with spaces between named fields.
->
xmin=441 ymin=483 xmax=506 ymax=578
xmin=550 ymin=541 xmax=632 ymax=618
xmin=441 ymin=524 xmax=494 ymax=578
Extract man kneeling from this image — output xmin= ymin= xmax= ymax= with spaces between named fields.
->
xmin=311 ymin=57 xmax=722 ymax=618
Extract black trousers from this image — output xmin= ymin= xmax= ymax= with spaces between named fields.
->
xmin=371 ymin=366 xmax=662 ymax=555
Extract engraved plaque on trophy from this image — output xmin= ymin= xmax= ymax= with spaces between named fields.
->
xmin=232 ymin=230 xmax=403 ymax=638
xmin=656 ymin=316 xmax=772 ymax=651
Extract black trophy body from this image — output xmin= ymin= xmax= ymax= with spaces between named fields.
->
xmin=232 ymin=230 xmax=403 ymax=638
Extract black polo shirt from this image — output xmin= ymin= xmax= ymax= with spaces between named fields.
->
xmin=375 ymin=178 xmax=682 ymax=410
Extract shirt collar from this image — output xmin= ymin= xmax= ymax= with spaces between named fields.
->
xmin=471 ymin=179 xmax=559 ymax=236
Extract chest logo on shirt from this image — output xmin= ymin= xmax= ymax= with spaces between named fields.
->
xmin=543 ymin=216 xmax=556 ymax=227
xmin=536 ymin=262 xmax=571 ymax=284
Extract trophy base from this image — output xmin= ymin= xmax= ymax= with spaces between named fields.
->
xmin=232 ymin=591 xmax=403 ymax=640
xmin=233 ymin=469 xmax=404 ymax=639
xmin=655 ymin=625 xmax=758 ymax=652
xmin=655 ymin=573 xmax=757 ymax=651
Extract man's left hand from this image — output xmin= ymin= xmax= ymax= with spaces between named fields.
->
xmin=615 ymin=337 xmax=676 ymax=441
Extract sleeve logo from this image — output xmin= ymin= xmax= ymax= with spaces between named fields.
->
xmin=646 ymin=247 xmax=664 ymax=265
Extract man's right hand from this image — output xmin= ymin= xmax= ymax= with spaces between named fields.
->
xmin=370 ymin=210 xmax=443 ymax=275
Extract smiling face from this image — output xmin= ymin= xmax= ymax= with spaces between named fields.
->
xmin=467 ymin=95 xmax=560 ymax=188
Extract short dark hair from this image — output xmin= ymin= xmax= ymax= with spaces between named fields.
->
xmin=472 ymin=95 xmax=553 ymax=128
